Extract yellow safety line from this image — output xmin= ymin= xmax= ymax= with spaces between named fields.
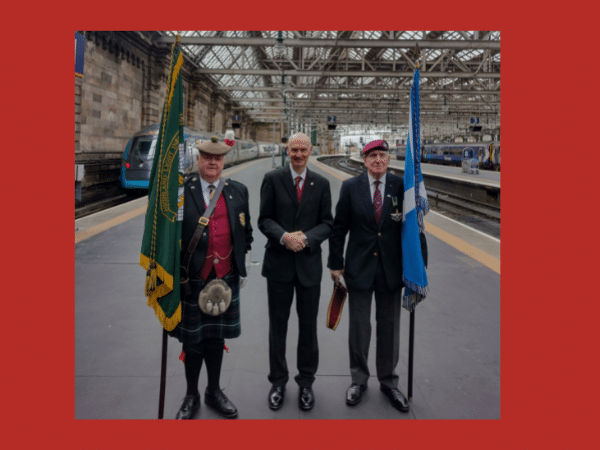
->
xmin=424 ymin=221 xmax=500 ymax=274
xmin=75 ymin=206 xmax=147 ymax=244
xmin=309 ymin=158 xmax=348 ymax=181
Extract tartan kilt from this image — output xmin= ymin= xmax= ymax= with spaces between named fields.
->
xmin=169 ymin=272 xmax=241 ymax=345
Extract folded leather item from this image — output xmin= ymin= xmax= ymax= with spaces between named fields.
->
xmin=326 ymin=276 xmax=348 ymax=330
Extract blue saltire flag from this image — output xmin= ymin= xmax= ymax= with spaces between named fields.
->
xmin=401 ymin=67 xmax=430 ymax=311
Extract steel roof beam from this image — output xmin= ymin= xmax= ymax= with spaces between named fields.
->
xmin=159 ymin=36 xmax=500 ymax=50
xmin=218 ymin=86 xmax=499 ymax=95
xmin=196 ymin=68 xmax=499 ymax=79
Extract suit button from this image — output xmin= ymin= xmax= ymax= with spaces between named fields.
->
xmin=374 ymin=252 xmax=378 ymax=256
xmin=378 ymin=233 xmax=381 ymax=236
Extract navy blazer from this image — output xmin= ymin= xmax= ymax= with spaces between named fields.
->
xmin=328 ymin=172 xmax=405 ymax=291
xmin=258 ymin=165 xmax=333 ymax=287
xmin=181 ymin=175 xmax=253 ymax=278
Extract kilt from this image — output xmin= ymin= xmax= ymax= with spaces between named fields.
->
xmin=169 ymin=272 xmax=241 ymax=345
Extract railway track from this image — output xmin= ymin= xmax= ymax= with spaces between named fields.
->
xmin=320 ymin=156 xmax=500 ymax=240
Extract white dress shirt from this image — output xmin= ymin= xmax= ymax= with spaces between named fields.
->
xmin=290 ymin=166 xmax=307 ymax=190
xmin=367 ymin=172 xmax=386 ymax=201
xmin=199 ymin=177 xmax=221 ymax=206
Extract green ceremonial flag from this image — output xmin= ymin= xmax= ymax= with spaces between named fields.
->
xmin=140 ymin=37 xmax=185 ymax=331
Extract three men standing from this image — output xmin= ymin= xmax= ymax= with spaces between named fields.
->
xmin=258 ymin=132 xmax=334 ymax=411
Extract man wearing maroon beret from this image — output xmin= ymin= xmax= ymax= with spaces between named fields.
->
xmin=328 ymin=139 xmax=409 ymax=413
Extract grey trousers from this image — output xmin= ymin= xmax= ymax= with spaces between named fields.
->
xmin=347 ymin=260 xmax=402 ymax=390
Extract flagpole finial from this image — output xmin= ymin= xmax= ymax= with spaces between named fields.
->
xmin=416 ymin=62 xmax=420 ymax=70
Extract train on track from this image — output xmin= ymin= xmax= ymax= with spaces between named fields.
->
xmin=119 ymin=123 xmax=283 ymax=192
xmin=393 ymin=141 xmax=500 ymax=171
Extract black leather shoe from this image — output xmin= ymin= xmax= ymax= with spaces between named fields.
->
xmin=204 ymin=389 xmax=238 ymax=418
xmin=175 ymin=394 xmax=200 ymax=420
xmin=298 ymin=386 xmax=315 ymax=410
xmin=380 ymin=386 xmax=409 ymax=413
xmin=346 ymin=383 xmax=367 ymax=406
xmin=268 ymin=385 xmax=285 ymax=410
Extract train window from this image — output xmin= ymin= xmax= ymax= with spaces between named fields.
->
xmin=130 ymin=137 xmax=156 ymax=160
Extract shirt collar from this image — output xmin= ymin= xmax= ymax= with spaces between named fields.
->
xmin=291 ymin=166 xmax=307 ymax=181
xmin=367 ymin=172 xmax=386 ymax=187
xmin=199 ymin=177 xmax=220 ymax=192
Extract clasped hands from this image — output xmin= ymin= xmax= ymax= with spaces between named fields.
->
xmin=282 ymin=231 xmax=307 ymax=252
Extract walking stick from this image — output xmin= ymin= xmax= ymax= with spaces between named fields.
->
xmin=158 ymin=328 xmax=168 ymax=419
xmin=408 ymin=309 xmax=415 ymax=401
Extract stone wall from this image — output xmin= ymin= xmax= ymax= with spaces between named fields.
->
xmin=75 ymin=31 xmax=253 ymax=208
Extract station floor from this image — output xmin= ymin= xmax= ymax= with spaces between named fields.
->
xmin=75 ymin=156 xmax=500 ymax=420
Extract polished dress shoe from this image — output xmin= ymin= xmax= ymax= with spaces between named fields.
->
xmin=380 ymin=386 xmax=409 ymax=413
xmin=268 ymin=385 xmax=285 ymax=410
xmin=298 ymin=386 xmax=315 ymax=410
xmin=204 ymin=388 xmax=238 ymax=418
xmin=346 ymin=383 xmax=367 ymax=406
xmin=175 ymin=394 xmax=200 ymax=420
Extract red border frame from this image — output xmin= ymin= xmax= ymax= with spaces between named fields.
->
xmin=8 ymin=1 xmax=590 ymax=448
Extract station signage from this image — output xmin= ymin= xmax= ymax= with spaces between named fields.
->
xmin=327 ymin=116 xmax=336 ymax=130
xmin=75 ymin=32 xmax=86 ymax=77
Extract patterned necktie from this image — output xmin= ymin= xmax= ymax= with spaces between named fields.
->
xmin=373 ymin=181 xmax=382 ymax=226
xmin=295 ymin=176 xmax=303 ymax=203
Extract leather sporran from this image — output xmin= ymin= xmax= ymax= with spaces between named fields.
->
xmin=198 ymin=279 xmax=232 ymax=316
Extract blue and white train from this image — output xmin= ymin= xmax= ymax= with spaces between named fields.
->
xmin=393 ymin=141 xmax=501 ymax=171
xmin=119 ymin=124 xmax=264 ymax=192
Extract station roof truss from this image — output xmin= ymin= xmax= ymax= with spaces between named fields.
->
xmin=158 ymin=30 xmax=500 ymax=138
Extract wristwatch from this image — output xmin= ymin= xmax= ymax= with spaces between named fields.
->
xmin=303 ymin=237 xmax=309 ymax=247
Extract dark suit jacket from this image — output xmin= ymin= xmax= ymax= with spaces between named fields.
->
xmin=181 ymin=175 xmax=253 ymax=278
xmin=328 ymin=172 xmax=405 ymax=291
xmin=258 ymin=166 xmax=333 ymax=287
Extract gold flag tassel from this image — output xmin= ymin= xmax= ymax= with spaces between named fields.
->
xmin=145 ymin=261 xmax=158 ymax=296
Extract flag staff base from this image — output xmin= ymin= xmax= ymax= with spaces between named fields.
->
xmin=408 ymin=310 xmax=415 ymax=401
xmin=158 ymin=328 xmax=168 ymax=419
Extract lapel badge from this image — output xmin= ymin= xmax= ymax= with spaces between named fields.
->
xmin=392 ymin=196 xmax=398 ymax=207
xmin=390 ymin=209 xmax=402 ymax=222
xmin=239 ymin=212 xmax=245 ymax=227
xmin=311 ymin=182 xmax=314 ymax=186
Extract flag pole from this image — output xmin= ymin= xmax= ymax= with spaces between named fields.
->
xmin=158 ymin=328 xmax=168 ymax=419
xmin=408 ymin=309 xmax=415 ymax=400
xmin=407 ymin=56 xmax=420 ymax=402
xmin=155 ymin=33 xmax=181 ymax=420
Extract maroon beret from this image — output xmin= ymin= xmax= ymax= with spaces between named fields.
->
xmin=362 ymin=139 xmax=389 ymax=156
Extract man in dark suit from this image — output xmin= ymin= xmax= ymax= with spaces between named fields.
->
xmin=258 ymin=132 xmax=333 ymax=411
xmin=171 ymin=136 xmax=253 ymax=420
xmin=328 ymin=139 xmax=409 ymax=413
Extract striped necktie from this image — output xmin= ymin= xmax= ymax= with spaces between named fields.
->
xmin=295 ymin=176 xmax=303 ymax=203
xmin=373 ymin=181 xmax=382 ymax=226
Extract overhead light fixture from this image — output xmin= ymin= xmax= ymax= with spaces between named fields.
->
xmin=273 ymin=31 xmax=286 ymax=58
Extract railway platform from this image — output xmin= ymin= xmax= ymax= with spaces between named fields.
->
xmin=75 ymin=156 xmax=500 ymax=420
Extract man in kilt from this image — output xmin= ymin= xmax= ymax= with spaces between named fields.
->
xmin=170 ymin=137 xmax=253 ymax=419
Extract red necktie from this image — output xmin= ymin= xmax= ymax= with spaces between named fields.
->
xmin=373 ymin=181 xmax=382 ymax=226
xmin=295 ymin=176 xmax=303 ymax=203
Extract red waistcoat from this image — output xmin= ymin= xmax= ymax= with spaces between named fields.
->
xmin=199 ymin=193 xmax=233 ymax=279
